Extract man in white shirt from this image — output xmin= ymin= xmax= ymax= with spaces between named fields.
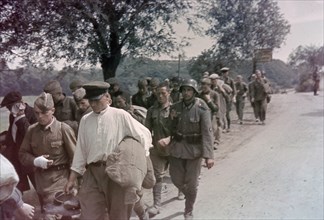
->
xmin=64 ymin=81 xmax=153 ymax=220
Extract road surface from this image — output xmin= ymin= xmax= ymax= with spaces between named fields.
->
xmin=148 ymin=92 xmax=323 ymax=220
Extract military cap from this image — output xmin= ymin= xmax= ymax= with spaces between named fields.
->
xmin=180 ymin=78 xmax=199 ymax=93
xmin=69 ymin=79 xmax=84 ymax=92
xmin=201 ymin=78 xmax=211 ymax=85
xmin=236 ymin=75 xmax=243 ymax=79
xmin=106 ymin=77 xmax=119 ymax=85
xmin=43 ymin=80 xmax=62 ymax=94
xmin=138 ymin=79 xmax=148 ymax=88
xmin=202 ymin=71 xmax=209 ymax=77
xmin=220 ymin=67 xmax=230 ymax=72
xmin=83 ymin=81 xmax=110 ymax=100
xmin=149 ymin=77 xmax=160 ymax=88
xmin=34 ymin=92 xmax=54 ymax=112
xmin=209 ymin=73 xmax=220 ymax=79
xmin=171 ymin=76 xmax=182 ymax=83
xmin=1 ymin=91 xmax=22 ymax=108
xmin=73 ymin=88 xmax=87 ymax=102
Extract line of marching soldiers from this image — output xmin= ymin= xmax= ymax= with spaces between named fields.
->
xmin=0 ymin=67 xmax=271 ymax=220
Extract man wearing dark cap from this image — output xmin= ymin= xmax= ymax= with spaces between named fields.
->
xmin=220 ymin=67 xmax=236 ymax=132
xmin=43 ymin=80 xmax=78 ymax=134
xmin=0 ymin=91 xmax=37 ymax=194
xmin=64 ymin=81 xmax=153 ymax=220
xmin=146 ymin=77 xmax=160 ymax=108
xmin=19 ymin=92 xmax=76 ymax=219
xmin=168 ymin=79 xmax=214 ymax=219
xmin=132 ymin=79 xmax=150 ymax=108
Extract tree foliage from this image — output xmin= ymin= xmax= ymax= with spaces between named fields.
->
xmin=0 ymin=0 xmax=193 ymax=80
xmin=288 ymin=45 xmax=324 ymax=70
xmin=199 ymin=0 xmax=290 ymax=62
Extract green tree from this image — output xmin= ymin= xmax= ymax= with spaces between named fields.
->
xmin=194 ymin=0 xmax=290 ymax=67
xmin=288 ymin=45 xmax=324 ymax=70
xmin=0 ymin=0 xmax=192 ymax=80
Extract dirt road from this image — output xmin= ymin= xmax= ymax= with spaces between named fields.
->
xmin=148 ymin=92 xmax=323 ymax=220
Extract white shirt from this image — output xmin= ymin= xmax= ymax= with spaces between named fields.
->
xmin=71 ymin=105 xmax=153 ymax=175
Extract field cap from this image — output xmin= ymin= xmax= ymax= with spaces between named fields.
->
xmin=220 ymin=67 xmax=230 ymax=72
xmin=106 ymin=77 xmax=119 ymax=85
xmin=149 ymin=77 xmax=160 ymax=88
xmin=202 ymin=71 xmax=209 ymax=77
xmin=138 ymin=79 xmax=148 ymax=88
xmin=83 ymin=81 xmax=110 ymax=100
xmin=69 ymin=80 xmax=84 ymax=92
xmin=209 ymin=73 xmax=220 ymax=79
xmin=1 ymin=91 xmax=22 ymax=108
xmin=44 ymin=80 xmax=62 ymax=94
xmin=34 ymin=92 xmax=54 ymax=112
xmin=73 ymin=88 xmax=87 ymax=102
xmin=201 ymin=78 xmax=211 ymax=85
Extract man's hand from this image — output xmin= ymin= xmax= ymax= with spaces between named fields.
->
xmin=33 ymin=155 xmax=53 ymax=169
xmin=64 ymin=171 xmax=79 ymax=194
xmin=203 ymin=94 xmax=211 ymax=103
xmin=16 ymin=203 xmax=35 ymax=220
xmin=157 ymin=136 xmax=171 ymax=147
xmin=205 ymin=158 xmax=214 ymax=169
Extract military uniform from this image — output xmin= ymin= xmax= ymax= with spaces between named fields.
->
xmin=145 ymin=101 xmax=171 ymax=213
xmin=54 ymin=95 xmax=79 ymax=132
xmin=169 ymin=97 xmax=214 ymax=216
xmin=222 ymin=76 xmax=236 ymax=130
xmin=250 ymin=78 xmax=268 ymax=122
xmin=235 ymin=81 xmax=248 ymax=122
xmin=19 ymin=118 xmax=76 ymax=203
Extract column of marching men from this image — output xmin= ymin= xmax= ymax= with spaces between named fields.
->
xmin=0 ymin=68 xmax=272 ymax=220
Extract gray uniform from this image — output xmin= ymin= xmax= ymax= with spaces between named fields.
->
xmin=169 ymin=97 xmax=214 ymax=214
xmin=250 ymin=78 xmax=268 ymax=121
xmin=235 ymin=81 xmax=248 ymax=121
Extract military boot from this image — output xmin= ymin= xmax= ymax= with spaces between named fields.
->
xmin=147 ymin=181 xmax=163 ymax=218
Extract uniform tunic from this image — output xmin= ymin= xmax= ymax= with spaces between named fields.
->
xmin=54 ymin=95 xmax=78 ymax=133
xmin=168 ymin=97 xmax=214 ymax=214
xmin=250 ymin=78 xmax=268 ymax=121
xmin=19 ymin=118 xmax=76 ymax=201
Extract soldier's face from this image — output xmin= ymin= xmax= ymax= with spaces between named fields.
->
xmin=201 ymin=83 xmax=210 ymax=92
xmin=181 ymin=86 xmax=195 ymax=101
xmin=51 ymin=91 xmax=63 ymax=104
xmin=115 ymin=96 xmax=127 ymax=109
xmin=157 ymin=87 xmax=170 ymax=105
xmin=34 ymin=105 xmax=54 ymax=126
xmin=77 ymin=99 xmax=90 ymax=113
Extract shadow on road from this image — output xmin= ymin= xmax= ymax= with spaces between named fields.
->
xmin=300 ymin=109 xmax=324 ymax=117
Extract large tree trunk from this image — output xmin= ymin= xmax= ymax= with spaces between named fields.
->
xmin=100 ymin=51 xmax=121 ymax=81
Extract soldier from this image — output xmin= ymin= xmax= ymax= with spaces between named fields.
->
xmin=170 ymin=76 xmax=182 ymax=103
xmin=168 ymin=79 xmax=214 ymax=219
xmin=69 ymin=79 xmax=84 ymax=93
xmin=19 ymin=92 xmax=76 ymax=219
xmin=248 ymin=74 xmax=258 ymax=121
xmin=146 ymin=77 xmax=160 ymax=108
xmin=312 ymin=67 xmax=320 ymax=96
xmin=132 ymin=79 xmax=150 ymax=108
xmin=115 ymin=91 xmax=146 ymax=125
xmin=0 ymin=91 xmax=37 ymax=194
xmin=145 ymin=82 xmax=172 ymax=218
xmin=72 ymin=88 xmax=92 ymax=123
xmin=220 ymin=67 xmax=236 ymax=132
xmin=235 ymin=75 xmax=248 ymax=124
xmin=106 ymin=77 xmax=130 ymax=106
xmin=250 ymin=70 xmax=268 ymax=125
xmin=198 ymin=78 xmax=220 ymax=147
xmin=64 ymin=81 xmax=153 ymax=220
xmin=43 ymin=80 xmax=78 ymax=133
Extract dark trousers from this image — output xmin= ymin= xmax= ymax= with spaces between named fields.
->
xmin=78 ymin=165 xmax=133 ymax=220
xmin=254 ymin=99 xmax=267 ymax=121
xmin=169 ymin=157 xmax=202 ymax=214
xmin=226 ymin=101 xmax=232 ymax=129
xmin=235 ymin=97 xmax=245 ymax=121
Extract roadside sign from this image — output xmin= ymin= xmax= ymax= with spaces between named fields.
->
xmin=254 ymin=48 xmax=273 ymax=62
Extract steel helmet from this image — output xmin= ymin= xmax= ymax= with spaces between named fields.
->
xmin=180 ymin=79 xmax=199 ymax=93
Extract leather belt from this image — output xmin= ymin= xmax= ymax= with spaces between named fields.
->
xmin=41 ymin=164 xmax=69 ymax=172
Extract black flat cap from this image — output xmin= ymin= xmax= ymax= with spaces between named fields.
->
xmin=1 ymin=91 xmax=22 ymax=108
xmin=83 ymin=81 xmax=110 ymax=100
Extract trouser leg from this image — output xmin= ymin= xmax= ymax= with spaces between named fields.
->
xmin=260 ymin=99 xmax=267 ymax=121
xmin=255 ymin=100 xmax=262 ymax=121
xmin=169 ymin=157 xmax=202 ymax=214
xmin=212 ymin=115 xmax=219 ymax=142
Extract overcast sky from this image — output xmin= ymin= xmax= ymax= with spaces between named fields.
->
xmin=167 ymin=0 xmax=324 ymax=63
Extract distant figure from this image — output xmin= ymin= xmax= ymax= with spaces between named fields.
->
xmin=146 ymin=78 xmax=160 ymax=108
xmin=170 ymin=76 xmax=182 ymax=103
xmin=235 ymin=75 xmax=248 ymax=124
xmin=106 ymin=77 xmax=130 ymax=106
xmin=248 ymin=74 xmax=258 ymax=121
xmin=312 ymin=67 xmax=320 ymax=96
xmin=73 ymin=88 xmax=92 ymax=123
xmin=132 ymin=79 xmax=150 ymax=108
